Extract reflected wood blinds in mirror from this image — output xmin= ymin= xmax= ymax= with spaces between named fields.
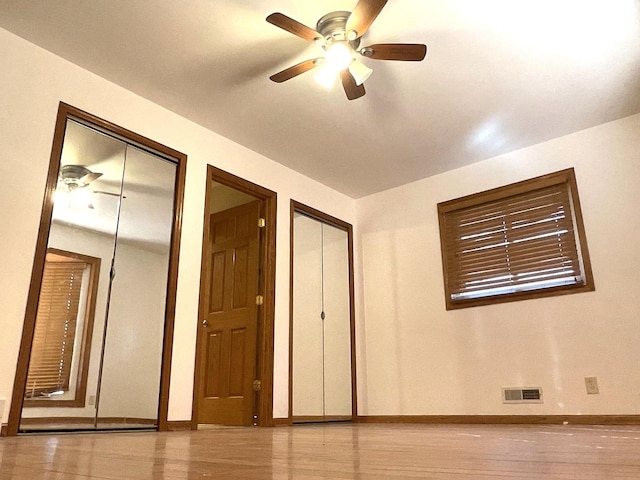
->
xmin=289 ymin=201 xmax=357 ymax=423
xmin=7 ymin=103 xmax=186 ymax=436
xmin=24 ymin=248 xmax=100 ymax=408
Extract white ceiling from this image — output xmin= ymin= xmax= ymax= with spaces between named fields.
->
xmin=2 ymin=0 xmax=639 ymax=198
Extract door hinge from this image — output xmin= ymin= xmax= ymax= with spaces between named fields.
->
xmin=258 ymin=218 xmax=266 ymax=228
xmin=256 ymin=295 xmax=264 ymax=306
xmin=253 ymin=380 xmax=262 ymax=391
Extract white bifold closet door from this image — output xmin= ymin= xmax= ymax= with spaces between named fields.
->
xmin=292 ymin=213 xmax=352 ymax=420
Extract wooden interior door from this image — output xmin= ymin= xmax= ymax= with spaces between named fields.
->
xmin=197 ymin=200 xmax=261 ymax=426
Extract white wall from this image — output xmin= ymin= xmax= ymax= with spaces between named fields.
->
xmin=0 ymin=27 xmax=355 ymax=424
xmin=355 ymin=113 xmax=640 ymax=416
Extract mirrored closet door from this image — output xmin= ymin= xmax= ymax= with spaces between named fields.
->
xmin=14 ymin=105 xmax=184 ymax=434
xmin=290 ymin=203 xmax=355 ymax=422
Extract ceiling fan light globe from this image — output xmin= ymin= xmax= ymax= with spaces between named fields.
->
xmin=325 ymin=41 xmax=353 ymax=71
xmin=314 ymin=64 xmax=338 ymax=89
xmin=53 ymin=189 xmax=68 ymax=206
xmin=349 ymin=60 xmax=373 ymax=86
xmin=69 ymin=187 xmax=94 ymax=209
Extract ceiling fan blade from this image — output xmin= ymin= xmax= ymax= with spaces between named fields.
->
xmin=80 ymin=172 xmax=103 ymax=184
xmin=341 ymin=70 xmax=366 ymax=100
xmin=270 ymin=59 xmax=321 ymax=83
xmin=345 ymin=0 xmax=388 ymax=39
xmin=266 ymin=13 xmax=322 ymax=42
xmin=360 ymin=43 xmax=427 ymax=61
xmin=94 ymin=190 xmax=121 ymax=197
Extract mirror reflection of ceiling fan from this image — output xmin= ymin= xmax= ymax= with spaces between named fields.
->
xmin=57 ymin=165 xmax=102 ymax=192
xmin=266 ymin=0 xmax=427 ymax=100
xmin=57 ymin=165 xmax=121 ymax=210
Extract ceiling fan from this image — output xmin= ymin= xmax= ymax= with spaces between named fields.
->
xmin=57 ymin=165 xmax=102 ymax=192
xmin=57 ymin=165 xmax=123 ymax=210
xmin=55 ymin=165 xmax=103 ymax=209
xmin=266 ymin=0 xmax=427 ymax=100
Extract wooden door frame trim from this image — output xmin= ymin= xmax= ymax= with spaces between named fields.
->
xmin=7 ymin=102 xmax=186 ymax=436
xmin=288 ymin=200 xmax=358 ymax=421
xmin=191 ymin=165 xmax=277 ymax=428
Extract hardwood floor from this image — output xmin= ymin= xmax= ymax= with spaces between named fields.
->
xmin=1 ymin=423 xmax=639 ymax=479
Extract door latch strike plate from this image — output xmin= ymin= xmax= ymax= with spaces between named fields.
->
xmin=253 ymin=380 xmax=262 ymax=391
xmin=256 ymin=295 xmax=264 ymax=306
xmin=258 ymin=218 xmax=266 ymax=228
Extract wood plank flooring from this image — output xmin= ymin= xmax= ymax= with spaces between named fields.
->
xmin=1 ymin=423 xmax=640 ymax=479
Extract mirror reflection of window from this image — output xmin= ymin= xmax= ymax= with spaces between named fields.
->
xmin=24 ymin=249 xmax=99 ymax=407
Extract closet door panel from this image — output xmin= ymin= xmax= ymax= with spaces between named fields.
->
xmin=292 ymin=214 xmax=324 ymax=417
xmin=321 ymin=224 xmax=352 ymax=417
xmin=97 ymin=147 xmax=176 ymax=424
xmin=19 ymin=120 xmax=125 ymax=428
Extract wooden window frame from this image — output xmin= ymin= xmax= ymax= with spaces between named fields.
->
xmin=437 ymin=168 xmax=595 ymax=310
xmin=23 ymin=249 xmax=100 ymax=408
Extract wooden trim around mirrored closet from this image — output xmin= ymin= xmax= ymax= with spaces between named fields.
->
xmin=7 ymin=104 xmax=67 ymax=436
xmin=7 ymin=102 xmax=187 ymax=436
xmin=289 ymin=201 xmax=358 ymax=423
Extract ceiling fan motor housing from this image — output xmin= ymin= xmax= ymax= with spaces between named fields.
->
xmin=316 ymin=11 xmax=361 ymax=50
xmin=58 ymin=164 xmax=100 ymax=190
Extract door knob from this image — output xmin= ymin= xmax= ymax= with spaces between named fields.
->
xmin=202 ymin=319 xmax=209 ymax=327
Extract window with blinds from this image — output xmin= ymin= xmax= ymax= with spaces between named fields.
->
xmin=437 ymin=168 xmax=595 ymax=310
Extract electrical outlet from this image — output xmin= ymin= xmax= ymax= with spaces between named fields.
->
xmin=88 ymin=395 xmax=96 ymax=406
xmin=585 ymin=376 xmax=599 ymax=395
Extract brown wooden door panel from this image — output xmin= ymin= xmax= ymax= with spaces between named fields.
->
xmin=209 ymin=252 xmax=226 ymax=313
xmin=232 ymin=246 xmax=249 ymax=309
xmin=197 ymin=200 xmax=261 ymax=426
xmin=228 ymin=328 xmax=247 ymax=396
xmin=204 ymin=331 xmax=222 ymax=398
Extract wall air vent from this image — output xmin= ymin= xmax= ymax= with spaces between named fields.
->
xmin=502 ymin=387 xmax=543 ymax=404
